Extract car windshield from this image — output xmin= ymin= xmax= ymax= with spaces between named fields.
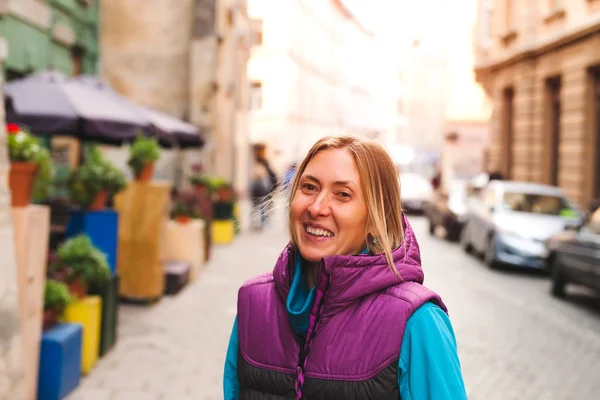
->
xmin=502 ymin=192 xmax=576 ymax=216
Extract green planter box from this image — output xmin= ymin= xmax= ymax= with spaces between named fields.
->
xmin=89 ymin=275 xmax=119 ymax=357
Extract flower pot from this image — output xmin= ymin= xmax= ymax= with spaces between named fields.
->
xmin=68 ymin=278 xmax=88 ymax=299
xmin=136 ymin=163 xmax=154 ymax=181
xmin=89 ymin=190 xmax=108 ymax=211
xmin=43 ymin=308 xmax=59 ymax=331
xmin=175 ymin=215 xmax=192 ymax=224
xmin=217 ymin=187 xmax=233 ymax=202
xmin=9 ymin=162 xmax=38 ymax=207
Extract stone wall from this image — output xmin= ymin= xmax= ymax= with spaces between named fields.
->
xmin=0 ymin=36 xmax=24 ymax=400
xmin=100 ymin=0 xmax=195 ymax=118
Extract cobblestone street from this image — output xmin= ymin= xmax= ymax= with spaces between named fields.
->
xmin=67 ymin=213 xmax=600 ymax=400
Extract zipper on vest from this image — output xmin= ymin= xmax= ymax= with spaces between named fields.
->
xmin=294 ymin=260 xmax=327 ymax=400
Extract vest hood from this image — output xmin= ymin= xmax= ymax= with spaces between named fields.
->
xmin=273 ymin=214 xmax=424 ymax=307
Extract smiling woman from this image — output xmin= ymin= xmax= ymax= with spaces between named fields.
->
xmin=224 ymin=136 xmax=468 ymax=400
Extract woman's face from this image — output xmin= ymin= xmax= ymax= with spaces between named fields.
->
xmin=291 ymin=149 xmax=368 ymax=262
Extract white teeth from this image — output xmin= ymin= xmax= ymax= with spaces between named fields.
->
xmin=306 ymin=226 xmax=333 ymax=237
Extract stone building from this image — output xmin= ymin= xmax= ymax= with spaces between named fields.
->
xmin=474 ymin=0 xmax=600 ymax=206
xmin=246 ymin=0 xmax=397 ymax=174
xmin=100 ymin=0 xmax=251 ymax=195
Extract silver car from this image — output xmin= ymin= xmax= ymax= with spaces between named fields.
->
xmin=460 ymin=181 xmax=583 ymax=269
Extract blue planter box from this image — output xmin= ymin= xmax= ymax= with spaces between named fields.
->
xmin=37 ymin=323 xmax=82 ymax=400
xmin=66 ymin=210 xmax=119 ymax=275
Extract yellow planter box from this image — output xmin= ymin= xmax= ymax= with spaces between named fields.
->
xmin=62 ymin=296 xmax=102 ymax=374
xmin=212 ymin=220 xmax=234 ymax=244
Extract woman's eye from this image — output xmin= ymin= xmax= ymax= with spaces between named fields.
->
xmin=302 ymin=183 xmax=316 ymax=191
xmin=338 ymin=192 xmax=351 ymax=199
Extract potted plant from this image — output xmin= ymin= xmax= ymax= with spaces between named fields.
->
xmin=170 ymin=189 xmax=198 ymax=224
xmin=51 ymin=234 xmax=111 ymax=299
xmin=6 ymin=124 xmax=54 ymax=207
xmin=43 ymin=279 xmax=74 ymax=330
xmin=128 ymin=135 xmax=161 ymax=181
xmin=68 ymin=145 xmax=126 ymax=210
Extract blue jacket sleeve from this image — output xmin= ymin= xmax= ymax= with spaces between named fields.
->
xmin=223 ymin=316 xmax=240 ymax=400
xmin=398 ymin=302 xmax=468 ymax=400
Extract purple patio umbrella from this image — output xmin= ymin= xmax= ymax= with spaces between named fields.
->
xmin=75 ymin=75 xmax=206 ymax=149
xmin=5 ymin=71 xmax=151 ymax=143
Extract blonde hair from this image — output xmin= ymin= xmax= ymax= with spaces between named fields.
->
xmin=287 ymin=136 xmax=404 ymax=274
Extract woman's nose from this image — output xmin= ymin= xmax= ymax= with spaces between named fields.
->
xmin=308 ymin=193 xmax=331 ymax=217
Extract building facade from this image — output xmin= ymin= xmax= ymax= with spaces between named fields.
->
xmin=441 ymin=0 xmax=491 ymax=186
xmin=0 ymin=0 xmax=98 ymax=80
xmin=246 ymin=0 xmax=395 ymax=174
xmin=475 ymin=0 xmax=600 ymax=206
xmin=100 ymin=0 xmax=251 ymax=194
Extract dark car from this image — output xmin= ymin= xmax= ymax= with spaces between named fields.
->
xmin=546 ymin=205 xmax=600 ymax=298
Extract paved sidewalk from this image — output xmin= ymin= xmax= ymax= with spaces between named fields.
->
xmin=66 ymin=215 xmax=289 ymax=400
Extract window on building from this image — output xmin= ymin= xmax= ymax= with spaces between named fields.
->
xmin=593 ymin=71 xmax=600 ymax=199
xmin=502 ymin=87 xmax=514 ymax=179
xmin=251 ymin=19 xmax=263 ymax=46
xmin=545 ymin=77 xmax=561 ymax=186
xmin=71 ymin=47 xmax=84 ymax=76
xmin=249 ymin=81 xmax=262 ymax=110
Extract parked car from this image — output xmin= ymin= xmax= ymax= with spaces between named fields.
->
xmin=546 ymin=203 xmax=600 ymax=297
xmin=424 ymin=180 xmax=471 ymax=241
xmin=400 ymin=172 xmax=433 ymax=213
xmin=460 ymin=181 xmax=583 ymax=269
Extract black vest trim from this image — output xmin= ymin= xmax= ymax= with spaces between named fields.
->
xmin=238 ymin=350 xmax=400 ymax=400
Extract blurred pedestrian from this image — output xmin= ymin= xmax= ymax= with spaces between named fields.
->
xmin=283 ymin=163 xmax=297 ymax=191
xmin=224 ymin=136 xmax=467 ymax=399
xmin=250 ymin=162 xmax=270 ymax=230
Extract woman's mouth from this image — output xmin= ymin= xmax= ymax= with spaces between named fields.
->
xmin=304 ymin=224 xmax=334 ymax=238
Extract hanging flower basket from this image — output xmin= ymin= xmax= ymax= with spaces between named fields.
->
xmin=9 ymin=162 xmax=38 ymax=207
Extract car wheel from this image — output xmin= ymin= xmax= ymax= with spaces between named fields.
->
xmin=484 ymin=234 xmax=498 ymax=269
xmin=460 ymin=226 xmax=472 ymax=254
xmin=551 ymin=257 xmax=567 ymax=298
xmin=446 ymin=222 xmax=460 ymax=242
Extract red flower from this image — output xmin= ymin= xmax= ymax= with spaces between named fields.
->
xmin=6 ymin=123 xmax=20 ymax=135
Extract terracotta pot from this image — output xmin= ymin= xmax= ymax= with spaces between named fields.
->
xmin=136 ymin=163 xmax=154 ymax=181
xmin=175 ymin=215 xmax=192 ymax=224
xmin=217 ymin=187 xmax=233 ymax=202
xmin=9 ymin=162 xmax=38 ymax=207
xmin=43 ymin=309 xmax=59 ymax=331
xmin=89 ymin=190 xmax=108 ymax=211
xmin=68 ymin=278 xmax=88 ymax=299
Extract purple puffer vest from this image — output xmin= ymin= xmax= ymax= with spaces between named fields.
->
xmin=237 ymin=217 xmax=447 ymax=400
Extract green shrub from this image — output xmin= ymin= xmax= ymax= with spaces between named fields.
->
xmin=68 ymin=145 xmax=126 ymax=208
xmin=127 ymin=135 xmax=161 ymax=176
xmin=54 ymin=234 xmax=111 ymax=287
xmin=44 ymin=279 xmax=74 ymax=314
